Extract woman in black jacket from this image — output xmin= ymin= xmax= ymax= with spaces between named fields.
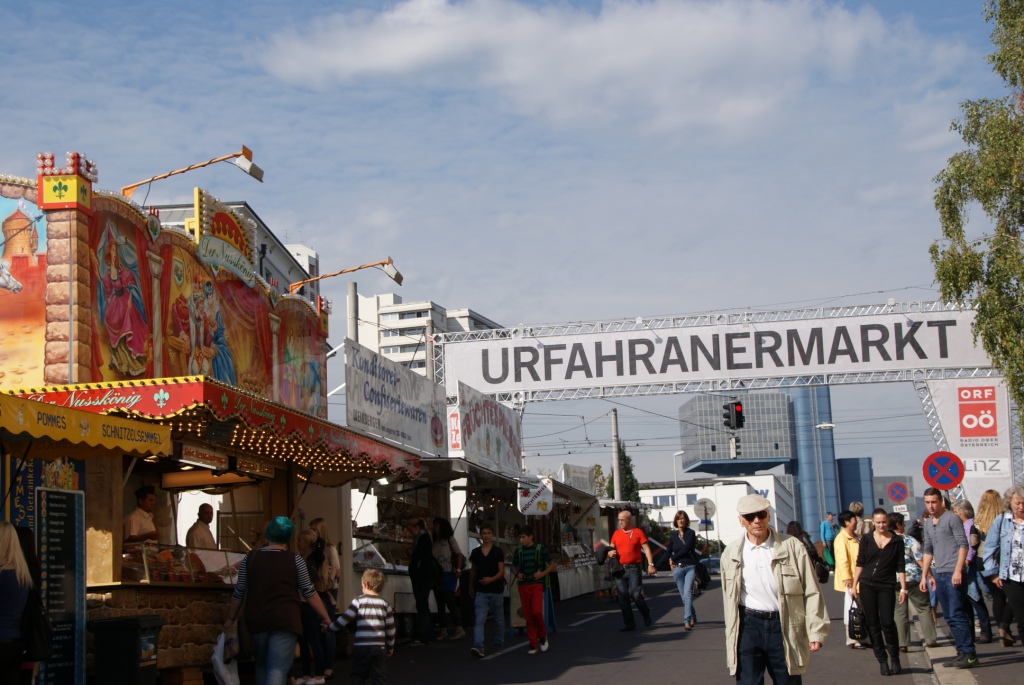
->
xmin=854 ymin=508 xmax=907 ymax=677
xmin=667 ymin=511 xmax=699 ymax=630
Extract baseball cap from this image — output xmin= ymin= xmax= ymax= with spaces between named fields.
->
xmin=737 ymin=494 xmax=771 ymax=516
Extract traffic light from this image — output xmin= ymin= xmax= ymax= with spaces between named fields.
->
xmin=722 ymin=401 xmax=745 ymax=429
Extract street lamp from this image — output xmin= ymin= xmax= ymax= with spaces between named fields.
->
xmin=120 ymin=146 xmax=264 ymax=199
xmin=672 ymin=450 xmax=685 ymax=510
xmin=289 ymin=256 xmax=403 ymax=295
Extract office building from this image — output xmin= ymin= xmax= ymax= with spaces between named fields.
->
xmin=677 ymin=386 xmax=843 ymax=543
xmin=837 ymin=457 xmax=875 ymax=511
xmin=356 ymin=293 xmax=502 ymax=375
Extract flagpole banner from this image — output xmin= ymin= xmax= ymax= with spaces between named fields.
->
xmin=926 ymin=379 xmax=1012 ymax=504
xmin=455 ymin=382 xmax=523 ymax=478
xmin=345 ymin=339 xmax=447 ymax=457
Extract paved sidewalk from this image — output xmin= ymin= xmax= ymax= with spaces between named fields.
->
xmin=919 ymin=608 xmax=1023 ymax=685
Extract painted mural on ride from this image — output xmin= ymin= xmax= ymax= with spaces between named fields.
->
xmin=0 ymin=153 xmax=326 ymax=416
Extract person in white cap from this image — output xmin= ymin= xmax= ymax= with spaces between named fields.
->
xmin=721 ymin=494 xmax=829 ymax=684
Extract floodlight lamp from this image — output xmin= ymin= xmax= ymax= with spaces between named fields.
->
xmin=382 ymin=259 xmax=403 ymax=285
xmin=232 ymin=155 xmax=264 ymax=182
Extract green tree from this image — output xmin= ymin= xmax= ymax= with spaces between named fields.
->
xmin=592 ymin=463 xmax=608 ymax=497
xmin=603 ymin=441 xmax=640 ymax=502
xmin=931 ymin=1 xmax=1024 ymax=408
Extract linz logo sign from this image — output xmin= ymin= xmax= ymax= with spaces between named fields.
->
xmin=958 ymin=386 xmax=997 ymax=438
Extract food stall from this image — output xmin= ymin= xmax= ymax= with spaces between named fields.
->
xmin=0 ymin=393 xmax=173 ymax=685
xmin=7 ymin=376 xmax=420 ymax=676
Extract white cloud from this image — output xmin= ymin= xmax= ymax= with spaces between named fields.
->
xmin=262 ymin=0 xmax=962 ymax=136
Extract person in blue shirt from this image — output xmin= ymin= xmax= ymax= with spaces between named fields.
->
xmin=820 ymin=512 xmax=837 ymax=567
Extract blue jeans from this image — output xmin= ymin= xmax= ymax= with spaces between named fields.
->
xmin=251 ymin=631 xmax=298 ymax=685
xmin=614 ymin=566 xmax=651 ymax=628
xmin=673 ymin=564 xmax=697 ymax=625
xmin=933 ymin=571 xmax=975 ymax=656
xmin=473 ymin=591 xmax=505 ymax=650
xmin=736 ymin=613 xmax=800 ymax=685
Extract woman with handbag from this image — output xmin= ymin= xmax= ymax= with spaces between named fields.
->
xmin=853 ymin=508 xmax=907 ymax=676
xmin=431 ymin=518 xmax=466 ymax=640
xmin=976 ymin=489 xmax=1018 ymax=646
xmin=0 ymin=522 xmax=32 ymax=683
xmin=667 ymin=511 xmax=699 ymax=630
xmin=981 ymin=485 xmax=1024 ymax=650
xmin=834 ymin=510 xmax=867 ymax=649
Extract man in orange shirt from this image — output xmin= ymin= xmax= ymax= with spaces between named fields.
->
xmin=608 ymin=510 xmax=657 ymax=631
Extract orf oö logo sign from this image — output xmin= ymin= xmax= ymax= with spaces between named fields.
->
xmin=958 ymin=386 xmax=997 ymax=438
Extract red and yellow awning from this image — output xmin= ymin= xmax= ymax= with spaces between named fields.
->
xmin=6 ymin=376 xmax=419 ymax=485
xmin=0 ymin=394 xmax=171 ymax=456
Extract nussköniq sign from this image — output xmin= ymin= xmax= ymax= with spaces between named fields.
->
xmin=443 ymin=309 xmax=989 ymax=395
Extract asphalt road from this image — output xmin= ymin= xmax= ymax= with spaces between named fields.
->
xmin=379 ymin=574 xmax=963 ymax=685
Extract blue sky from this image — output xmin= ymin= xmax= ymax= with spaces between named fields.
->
xmin=0 ymin=0 xmax=1004 ymax=483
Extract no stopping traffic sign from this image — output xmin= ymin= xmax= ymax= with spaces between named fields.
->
xmin=922 ymin=451 xmax=965 ymax=490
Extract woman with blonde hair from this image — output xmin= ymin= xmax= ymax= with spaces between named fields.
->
xmin=978 ymin=489 xmax=1019 ymax=646
xmin=0 ymin=521 xmax=33 ymax=682
xmin=307 ymin=519 xmax=339 ymax=679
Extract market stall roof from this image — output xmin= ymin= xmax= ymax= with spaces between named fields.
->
xmin=0 ymin=393 xmax=171 ymax=456
xmin=6 ymin=376 xmax=419 ymax=486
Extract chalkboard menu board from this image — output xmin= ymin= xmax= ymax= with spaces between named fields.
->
xmin=36 ymin=488 xmax=85 ymax=685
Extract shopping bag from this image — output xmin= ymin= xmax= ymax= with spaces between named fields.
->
xmin=212 ymin=632 xmax=240 ymax=685
xmin=847 ymin=598 xmax=868 ymax=642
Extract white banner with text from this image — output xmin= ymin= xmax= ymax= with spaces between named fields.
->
xmin=345 ymin=339 xmax=447 ymax=456
xmin=444 ymin=309 xmax=989 ymax=395
xmin=450 ymin=382 xmax=523 ymax=478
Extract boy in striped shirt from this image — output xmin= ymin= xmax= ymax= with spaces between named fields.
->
xmin=329 ymin=569 xmax=396 ymax=684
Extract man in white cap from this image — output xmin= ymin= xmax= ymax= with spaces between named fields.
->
xmin=721 ymin=493 xmax=828 ymax=684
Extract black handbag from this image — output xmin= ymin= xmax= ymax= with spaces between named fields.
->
xmin=694 ymin=559 xmax=711 ymax=590
xmin=21 ymin=586 xmax=54 ymax=662
xmin=813 ymin=560 xmax=830 ymax=584
xmin=847 ymin=598 xmax=868 ymax=643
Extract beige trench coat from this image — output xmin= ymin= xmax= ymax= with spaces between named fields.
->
xmin=720 ymin=531 xmax=830 ymax=676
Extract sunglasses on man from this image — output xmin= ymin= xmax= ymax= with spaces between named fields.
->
xmin=742 ymin=511 xmax=769 ymax=522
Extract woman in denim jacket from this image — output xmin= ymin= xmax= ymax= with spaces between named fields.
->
xmin=981 ymin=485 xmax=1024 ymax=646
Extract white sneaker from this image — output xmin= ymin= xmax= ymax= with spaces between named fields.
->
xmin=527 ymin=648 xmax=538 ymax=655
xmin=540 ymin=639 xmax=549 ymax=652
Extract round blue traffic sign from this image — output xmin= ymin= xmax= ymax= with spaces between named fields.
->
xmin=922 ymin=451 xmax=965 ymax=490
xmin=887 ymin=481 xmax=908 ymax=503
